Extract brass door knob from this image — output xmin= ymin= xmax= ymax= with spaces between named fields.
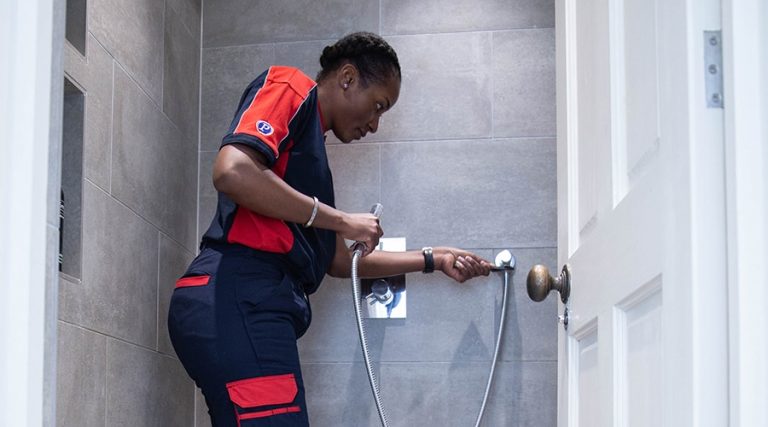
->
xmin=526 ymin=264 xmax=571 ymax=303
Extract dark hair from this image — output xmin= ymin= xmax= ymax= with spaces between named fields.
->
xmin=316 ymin=32 xmax=401 ymax=87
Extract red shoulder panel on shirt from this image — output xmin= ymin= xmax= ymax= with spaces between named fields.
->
xmin=233 ymin=67 xmax=316 ymax=158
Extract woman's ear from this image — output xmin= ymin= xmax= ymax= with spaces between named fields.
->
xmin=337 ymin=63 xmax=358 ymax=90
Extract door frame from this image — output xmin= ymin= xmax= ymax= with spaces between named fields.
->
xmin=0 ymin=0 xmax=64 ymax=425
xmin=723 ymin=0 xmax=768 ymax=425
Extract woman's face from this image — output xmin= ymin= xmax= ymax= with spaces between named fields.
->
xmin=331 ymin=73 xmax=400 ymax=143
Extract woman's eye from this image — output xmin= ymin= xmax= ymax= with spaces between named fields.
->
xmin=375 ymin=102 xmax=384 ymax=112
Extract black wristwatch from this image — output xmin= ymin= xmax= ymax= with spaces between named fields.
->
xmin=422 ymin=247 xmax=434 ymax=273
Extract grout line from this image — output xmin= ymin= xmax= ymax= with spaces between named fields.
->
xmin=156 ymin=230 xmax=161 ymax=352
xmin=490 ymin=31 xmax=495 ymax=139
xmin=85 ymin=177 xmax=195 ymax=254
xmin=196 ymin=0 xmax=205 ymax=256
xmin=109 ymin=59 xmax=114 ymax=194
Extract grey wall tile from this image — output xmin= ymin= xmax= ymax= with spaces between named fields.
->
xmin=194 ymin=387 xmax=212 ymax=427
xmin=493 ymin=29 xmax=556 ymax=138
xmin=197 ymin=151 xmax=218 ymax=242
xmin=203 ymin=0 xmax=379 ymax=48
xmin=112 ymin=66 xmax=198 ymax=251
xmin=367 ymin=33 xmax=493 ymax=142
xmin=56 ymin=322 xmax=106 ymax=427
xmin=497 ymin=247 xmax=558 ymax=361
xmin=325 ymin=143 xmax=380 ymax=214
xmin=158 ymin=233 xmax=195 ymax=356
xmin=164 ymin=2 xmax=201 ymax=142
xmin=59 ymin=182 xmax=158 ymax=348
xmin=200 ymin=45 xmax=275 ymax=151
xmin=301 ymin=362 xmax=381 ymax=426
xmin=64 ymin=35 xmax=113 ymax=191
xmin=89 ymin=0 xmax=165 ymax=103
xmin=483 ymin=361 xmax=557 ymax=426
xmin=274 ymin=40 xmax=331 ymax=83
xmin=299 ymin=249 xmax=496 ymax=363
xmin=168 ymin=0 xmax=201 ymax=40
xmin=380 ymin=138 xmax=557 ymax=249
xmin=106 ymin=338 xmax=195 ymax=427
xmin=382 ymin=0 xmax=554 ymax=35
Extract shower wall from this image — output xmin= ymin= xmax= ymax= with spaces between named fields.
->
xmin=199 ymin=1 xmax=558 ymax=426
xmin=57 ymin=0 xmax=202 ymax=425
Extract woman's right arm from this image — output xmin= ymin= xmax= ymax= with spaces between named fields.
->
xmin=213 ymin=143 xmax=382 ymax=253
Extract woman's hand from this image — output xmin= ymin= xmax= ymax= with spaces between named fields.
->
xmin=434 ymin=247 xmax=492 ymax=283
xmin=339 ymin=213 xmax=383 ymax=256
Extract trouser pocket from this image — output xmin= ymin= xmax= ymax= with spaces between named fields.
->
xmin=226 ymin=373 xmax=303 ymax=425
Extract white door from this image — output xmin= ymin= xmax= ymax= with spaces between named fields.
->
xmin=553 ymin=0 xmax=728 ymax=425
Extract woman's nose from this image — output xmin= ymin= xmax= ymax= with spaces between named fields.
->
xmin=368 ymin=116 xmax=380 ymax=134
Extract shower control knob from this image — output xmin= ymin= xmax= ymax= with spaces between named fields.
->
xmin=526 ymin=264 xmax=571 ymax=304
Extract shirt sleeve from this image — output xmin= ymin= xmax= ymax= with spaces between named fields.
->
xmin=221 ymin=67 xmax=316 ymax=167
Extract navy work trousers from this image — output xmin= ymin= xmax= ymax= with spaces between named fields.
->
xmin=168 ymin=243 xmax=312 ymax=426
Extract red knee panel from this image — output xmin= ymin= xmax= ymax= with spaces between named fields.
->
xmin=226 ymin=373 xmax=300 ymax=424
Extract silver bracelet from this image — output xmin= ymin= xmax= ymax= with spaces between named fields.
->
xmin=304 ymin=196 xmax=319 ymax=228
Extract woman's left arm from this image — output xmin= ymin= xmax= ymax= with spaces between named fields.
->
xmin=327 ymin=234 xmax=491 ymax=282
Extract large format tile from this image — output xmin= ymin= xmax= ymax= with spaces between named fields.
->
xmin=63 ymin=34 xmax=113 ymax=191
xmin=301 ymin=362 xmax=382 ymax=426
xmin=203 ymin=0 xmax=378 ymax=48
xmin=382 ymin=0 xmax=555 ymax=35
xmin=497 ymin=248 xmax=558 ymax=362
xmin=106 ymin=339 xmax=195 ymax=426
xmin=366 ymin=33 xmax=493 ymax=142
xmin=56 ymin=321 xmax=106 ymax=427
xmin=380 ymin=138 xmax=557 ymax=249
xmin=493 ymin=29 xmax=556 ymax=138
xmin=89 ymin=0 xmax=165 ymax=103
xmin=112 ymin=66 xmax=198 ymax=251
xmin=274 ymin=39 xmax=331 ymax=84
xmin=197 ymin=151 xmax=218 ymax=242
xmin=483 ymin=361 xmax=558 ymax=426
xmin=158 ymin=233 xmax=196 ymax=356
xmin=325 ymin=143 xmax=380 ymax=215
xmin=299 ymin=250 xmax=496 ymax=363
xmin=167 ymin=0 xmax=201 ymax=41
xmin=302 ymin=361 xmax=555 ymax=427
xmin=200 ymin=45 xmax=275 ymax=151
xmin=164 ymin=2 xmax=201 ymax=143
xmin=59 ymin=182 xmax=158 ymax=348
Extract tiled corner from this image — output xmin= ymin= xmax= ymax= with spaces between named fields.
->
xmin=89 ymin=0 xmax=165 ymax=103
xmin=382 ymin=0 xmax=555 ymax=35
xmin=325 ymin=143 xmax=380 ymax=214
xmin=200 ymin=45 xmax=275 ymax=151
xmin=197 ymin=151 xmax=218 ymax=242
xmin=63 ymin=34 xmax=113 ymax=192
xmin=367 ymin=33 xmax=493 ymax=142
xmin=380 ymin=138 xmax=557 ymax=249
xmin=56 ymin=321 xmax=106 ymax=427
xmin=203 ymin=0 xmax=378 ymax=48
xmin=158 ymin=232 xmax=196 ymax=356
xmin=106 ymin=338 xmax=195 ymax=426
xmin=59 ymin=182 xmax=159 ymax=348
xmin=112 ymin=65 xmax=198 ymax=251
xmin=164 ymin=2 xmax=201 ymax=143
xmin=493 ymin=29 xmax=556 ymax=138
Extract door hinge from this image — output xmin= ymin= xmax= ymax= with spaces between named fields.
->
xmin=704 ymin=30 xmax=724 ymax=108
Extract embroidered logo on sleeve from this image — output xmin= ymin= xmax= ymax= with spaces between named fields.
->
xmin=256 ymin=120 xmax=274 ymax=136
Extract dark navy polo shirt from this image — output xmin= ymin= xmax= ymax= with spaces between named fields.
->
xmin=201 ymin=66 xmax=336 ymax=293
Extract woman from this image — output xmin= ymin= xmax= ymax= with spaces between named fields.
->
xmin=168 ymin=32 xmax=492 ymax=426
